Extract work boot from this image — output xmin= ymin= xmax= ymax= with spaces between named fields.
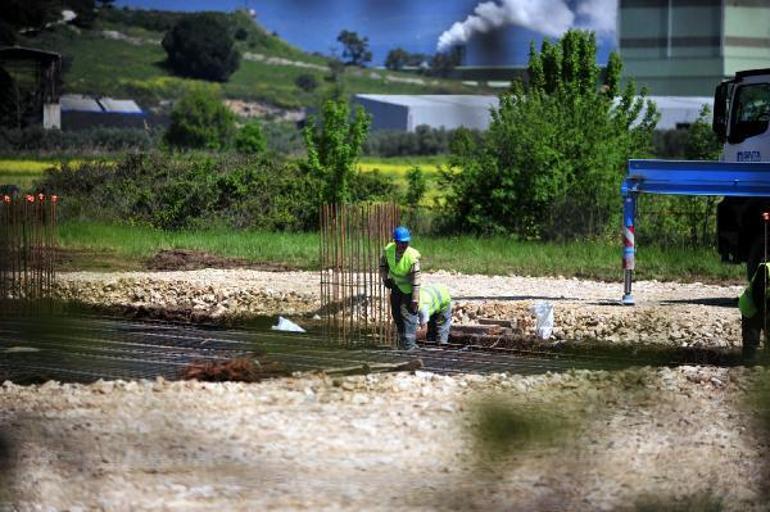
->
xmin=743 ymin=344 xmax=759 ymax=366
xmin=742 ymin=316 xmax=762 ymax=366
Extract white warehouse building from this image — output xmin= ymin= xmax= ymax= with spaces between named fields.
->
xmin=353 ymin=94 xmax=499 ymax=132
xmin=354 ymin=94 xmax=711 ymax=132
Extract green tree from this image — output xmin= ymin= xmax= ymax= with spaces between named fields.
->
xmin=428 ymin=47 xmax=462 ymax=77
xmin=162 ymin=13 xmax=240 ymax=82
xmin=295 ymin=73 xmax=319 ymax=92
xmin=68 ymin=0 xmax=97 ymax=28
xmin=639 ymin=106 xmax=723 ymax=247
xmin=385 ymin=48 xmax=409 ymax=71
xmin=4 ymin=0 xmax=60 ymax=32
xmin=405 ymin=166 xmax=427 ymax=209
xmin=303 ymin=99 xmax=371 ymax=204
xmin=164 ymin=86 xmax=236 ymax=150
xmin=235 ymin=120 xmax=267 ymax=154
xmin=325 ymin=58 xmax=346 ymax=100
xmin=337 ymin=30 xmax=372 ymax=67
xmin=443 ymin=30 xmax=658 ymax=239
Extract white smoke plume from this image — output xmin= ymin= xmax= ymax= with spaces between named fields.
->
xmin=576 ymin=0 xmax=618 ymax=35
xmin=437 ymin=0 xmax=618 ymax=52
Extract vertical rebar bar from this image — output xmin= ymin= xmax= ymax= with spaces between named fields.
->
xmin=319 ymin=202 xmax=399 ymax=346
xmin=0 ymin=194 xmax=57 ymax=312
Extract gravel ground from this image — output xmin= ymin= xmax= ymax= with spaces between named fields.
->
xmin=1 ymin=366 xmax=767 ymax=511
xmin=55 ymin=269 xmax=745 ymax=349
xmin=3 ymin=271 xmax=767 ymax=509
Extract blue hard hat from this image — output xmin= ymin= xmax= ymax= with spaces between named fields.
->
xmin=393 ymin=226 xmax=411 ymax=242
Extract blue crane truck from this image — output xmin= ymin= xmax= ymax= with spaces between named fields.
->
xmin=621 ymin=68 xmax=770 ymax=304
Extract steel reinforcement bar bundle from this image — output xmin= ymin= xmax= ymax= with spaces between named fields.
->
xmin=320 ymin=203 xmax=399 ymax=346
xmin=0 ymin=193 xmax=58 ymax=304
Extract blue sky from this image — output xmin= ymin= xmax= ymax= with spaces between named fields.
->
xmin=115 ymin=0 xmax=616 ymax=66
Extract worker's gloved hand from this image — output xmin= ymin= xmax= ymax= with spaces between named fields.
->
xmin=383 ymin=279 xmax=394 ymax=290
xmin=409 ymin=300 xmax=419 ymax=314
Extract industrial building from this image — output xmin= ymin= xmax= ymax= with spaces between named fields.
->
xmin=620 ymin=0 xmax=770 ymax=96
xmin=353 ymin=94 xmax=499 ymax=131
xmin=354 ymin=93 xmax=708 ymax=132
xmin=60 ymin=94 xmax=145 ymax=130
xmin=638 ymin=95 xmax=711 ymax=130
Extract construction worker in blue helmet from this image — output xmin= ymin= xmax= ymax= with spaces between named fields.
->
xmin=739 ymin=261 xmax=770 ymax=363
xmin=417 ymin=283 xmax=453 ymax=345
xmin=380 ymin=225 xmax=421 ymax=350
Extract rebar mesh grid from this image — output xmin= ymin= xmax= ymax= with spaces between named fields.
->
xmin=320 ymin=203 xmax=400 ymax=347
xmin=0 ymin=194 xmax=57 ymax=304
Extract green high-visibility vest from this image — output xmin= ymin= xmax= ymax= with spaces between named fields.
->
xmin=384 ymin=242 xmax=421 ymax=294
xmin=739 ymin=264 xmax=770 ymax=318
xmin=419 ymin=284 xmax=451 ymax=316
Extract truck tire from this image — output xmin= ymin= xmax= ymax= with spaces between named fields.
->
xmin=747 ymin=236 xmax=766 ymax=282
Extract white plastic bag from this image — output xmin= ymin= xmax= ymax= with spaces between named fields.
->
xmin=531 ymin=301 xmax=554 ymax=340
xmin=271 ymin=316 xmax=306 ymax=333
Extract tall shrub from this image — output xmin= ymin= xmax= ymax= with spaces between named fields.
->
xmin=303 ymin=99 xmax=371 ymax=204
xmin=638 ymin=106 xmax=723 ymax=247
xmin=443 ymin=30 xmax=658 ymax=239
xmin=235 ymin=120 xmax=267 ymax=155
xmin=164 ymin=86 xmax=236 ymax=150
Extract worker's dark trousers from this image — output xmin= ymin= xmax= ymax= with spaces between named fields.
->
xmin=390 ymin=290 xmax=418 ymax=350
xmin=427 ymin=301 xmax=453 ymax=344
xmin=741 ymin=314 xmax=765 ymax=359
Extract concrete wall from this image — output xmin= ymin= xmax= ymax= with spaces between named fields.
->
xmin=620 ymin=2 xmax=726 ymax=96
xmin=61 ymin=112 xmax=146 ymax=131
xmin=43 ymin=103 xmax=60 ymax=130
xmin=407 ymin=104 xmax=493 ymax=131
xmin=353 ymin=97 xmax=408 ymax=131
xmin=621 ymin=2 xmax=770 ymax=96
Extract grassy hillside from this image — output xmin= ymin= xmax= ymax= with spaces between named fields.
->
xmin=19 ymin=8 xmax=488 ymax=110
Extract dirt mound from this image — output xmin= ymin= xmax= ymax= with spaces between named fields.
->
xmin=145 ymin=249 xmax=292 ymax=272
xmin=180 ymin=356 xmax=289 ymax=382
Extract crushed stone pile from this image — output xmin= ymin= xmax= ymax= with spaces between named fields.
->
xmin=55 ymin=270 xmax=745 ymax=349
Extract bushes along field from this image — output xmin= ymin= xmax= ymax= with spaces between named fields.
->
xmin=36 ymin=151 xmax=398 ymax=231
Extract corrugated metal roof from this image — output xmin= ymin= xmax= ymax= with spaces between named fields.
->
xmin=98 ymin=98 xmax=143 ymax=114
xmin=356 ymin=94 xmax=499 ymax=109
xmin=60 ymin=94 xmax=144 ymax=115
xmin=60 ymin=94 xmax=102 ymax=112
xmin=356 ymin=94 xmax=711 ymax=131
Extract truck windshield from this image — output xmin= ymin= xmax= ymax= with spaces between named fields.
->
xmin=729 ymin=83 xmax=770 ymax=144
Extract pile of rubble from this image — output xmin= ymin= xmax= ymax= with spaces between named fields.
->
xmin=53 ymin=269 xmax=745 ymax=349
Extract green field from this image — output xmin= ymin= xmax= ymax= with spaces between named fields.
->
xmin=0 ymin=159 xmax=56 ymax=190
xmin=56 ymin=220 xmax=744 ymax=283
xmin=0 ymin=159 xmax=95 ymax=191
xmin=357 ymin=156 xmax=446 ymax=178
xmin=358 ymin=156 xmax=449 ymax=205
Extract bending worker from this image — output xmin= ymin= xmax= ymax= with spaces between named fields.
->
xmin=740 ymin=262 xmax=770 ymax=362
xmin=380 ymin=226 xmax=421 ymax=350
xmin=418 ymin=283 xmax=453 ymax=345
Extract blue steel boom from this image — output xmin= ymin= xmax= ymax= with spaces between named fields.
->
xmin=621 ymin=159 xmax=770 ymax=304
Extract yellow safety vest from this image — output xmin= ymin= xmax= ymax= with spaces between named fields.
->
xmin=739 ymin=264 xmax=770 ymax=318
xmin=419 ymin=284 xmax=451 ymax=316
xmin=384 ymin=242 xmax=420 ymax=294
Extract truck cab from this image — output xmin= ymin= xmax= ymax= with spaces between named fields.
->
xmin=713 ymin=69 xmax=770 ymax=279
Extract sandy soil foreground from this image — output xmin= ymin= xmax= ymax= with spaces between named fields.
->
xmin=1 ymin=366 xmax=768 ymax=511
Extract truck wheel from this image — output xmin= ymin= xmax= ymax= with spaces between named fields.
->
xmin=747 ymin=237 xmax=766 ymax=282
